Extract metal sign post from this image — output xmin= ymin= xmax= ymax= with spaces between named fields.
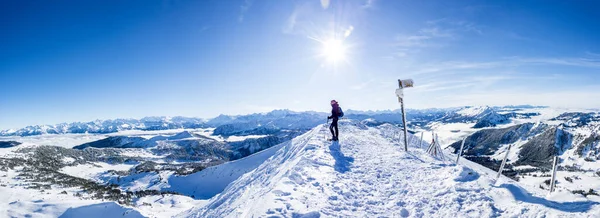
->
xmin=396 ymin=79 xmax=414 ymax=152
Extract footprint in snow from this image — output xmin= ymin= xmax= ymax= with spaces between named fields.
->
xmin=292 ymin=211 xmax=320 ymax=218
xmin=400 ymin=208 xmax=410 ymax=217
xmin=272 ymin=190 xmax=291 ymax=197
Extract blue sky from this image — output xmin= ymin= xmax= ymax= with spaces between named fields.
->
xmin=1 ymin=0 xmax=599 ymax=129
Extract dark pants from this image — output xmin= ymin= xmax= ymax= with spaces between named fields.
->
xmin=329 ymin=118 xmax=339 ymax=139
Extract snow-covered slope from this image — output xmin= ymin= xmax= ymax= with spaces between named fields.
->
xmin=166 ymin=138 xmax=290 ymax=199
xmin=59 ymin=202 xmax=144 ymax=218
xmin=178 ymin=121 xmax=599 ymax=217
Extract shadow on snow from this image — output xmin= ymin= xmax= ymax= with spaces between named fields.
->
xmin=499 ymin=184 xmax=600 ymax=213
xmin=329 ymin=141 xmax=354 ymax=173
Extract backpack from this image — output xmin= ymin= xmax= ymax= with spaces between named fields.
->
xmin=338 ymin=107 xmax=344 ymax=118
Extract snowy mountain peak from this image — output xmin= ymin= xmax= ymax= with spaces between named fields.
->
xmin=456 ymin=106 xmax=495 ymax=118
xmin=265 ymin=109 xmax=293 ymax=117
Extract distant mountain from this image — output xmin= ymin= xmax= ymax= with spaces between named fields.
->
xmin=0 ymin=117 xmax=207 ymax=136
xmin=72 ymin=131 xmax=198 ymax=150
xmin=0 ymin=106 xmax=547 ymax=137
xmin=72 ymin=136 xmax=148 ymax=149
xmin=210 ymin=110 xmax=327 ymax=137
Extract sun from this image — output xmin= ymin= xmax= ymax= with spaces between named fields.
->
xmin=321 ymin=39 xmax=347 ymax=63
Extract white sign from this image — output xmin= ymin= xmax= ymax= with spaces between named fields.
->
xmin=398 ymin=79 xmax=414 ymax=88
xmin=395 ymin=88 xmax=404 ymax=98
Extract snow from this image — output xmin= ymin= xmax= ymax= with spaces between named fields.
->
xmin=191 ymin=128 xmax=222 ymax=141
xmin=165 ymin=138 xmax=289 ymax=199
xmin=108 ymin=129 xmax=197 ymax=139
xmin=100 ymin=172 xmax=171 ymax=192
xmin=192 ymin=128 xmax=268 ymax=142
xmin=0 ymin=169 xmax=104 ymax=218
xmin=1 ymin=166 xmax=198 ymax=218
xmin=0 ymin=144 xmax=26 ymax=158
xmin=134 ymin=195 xmax=208 ymax=217
xmin=0 ymin=134 xmax=106 ymax=148
xmin=179 ymin=121 xmax=600 ymax=217
xmin=456 ymin=106 xmax=491 ymax=117
xmin=60 ymin=162 xmax=135 ymax=181
xmin=224 ymin=135 xmax=268 ymax=142
xmin=118 ymin=149 xmax=165 ymax=159
xmin=513 ymin=165 xmax=538 ymax=170
xmin=490 ymin=140 xmax=528 ymax=163
xmin=0 ymin=129 xmax=198 ymax=149
xmin=59 ymin=202 xmax=144 ymax=218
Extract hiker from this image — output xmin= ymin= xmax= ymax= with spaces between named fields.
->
xmin=327 ymin=100 xmax=344 ymax=141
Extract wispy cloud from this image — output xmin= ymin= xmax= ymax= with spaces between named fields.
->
xmin=394 ymin=28 xmax=452 ymax=48
xmin=199 ymin=26 xmax=210 ymax=32
xmin=392 ymin=19 xmax=483 ymax=57
xmin=413 ymin=74 xmax=515 ymax=93
xmin=409 ymin=56 xmax=600 ymax=75
xmin=426 ymin=18 xmax=483 ymax=35
xmin=282 ymin=9 xmax=298 ymax=34
xmin=399 ymin=55 xmax=600 ymax=108
xmin=238 ymin=0 xmax=254 ymax=22
xmin=362 ymin=0 xmax=376 ymax=9
xmin=505 ymin=31 xmax=536 ymax=42
xmin=586 ymin=51 xmax=600 ymax=58
xmin=410 ymin=61 xmax=506 ymax=74
xmin=282 ymin=2 xmax=317 ymax=35
xmin=351 ymin=79 xmax=375 ymax=90
xmin=514 ymin=57 xmax=600 ymax=68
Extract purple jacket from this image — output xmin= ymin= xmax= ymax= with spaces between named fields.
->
xmin=330 ymin=103 xmax=341 ymax=119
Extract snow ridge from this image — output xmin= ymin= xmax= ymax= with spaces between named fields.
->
xmin=177 ymin=121 xmax=592 ymax=218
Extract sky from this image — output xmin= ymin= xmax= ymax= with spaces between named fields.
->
xmin=1 ymin=0 xmax=600 ymax=129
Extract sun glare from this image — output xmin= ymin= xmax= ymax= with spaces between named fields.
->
xmin=321 ymin=39 xmax=347 ymax=63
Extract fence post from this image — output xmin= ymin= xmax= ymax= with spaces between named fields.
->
xmin=427 ymin=132 xmax=435 ymax=153
xmin=550 ymin=156 xmax=559 ymax=193
xmin=419 ymin=132 xmax=424 ymax=149
xmin=495 ymin=144 xmax=513 ymax=182
xmin=456 ymin=137 xmax=466 ymax=164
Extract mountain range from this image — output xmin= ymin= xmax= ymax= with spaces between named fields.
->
xmin=0 ymin=106 xmax=544 ymax=137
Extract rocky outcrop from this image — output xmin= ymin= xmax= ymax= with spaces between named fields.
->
xmin=516 ymin=127 xmax=572 ymax=169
